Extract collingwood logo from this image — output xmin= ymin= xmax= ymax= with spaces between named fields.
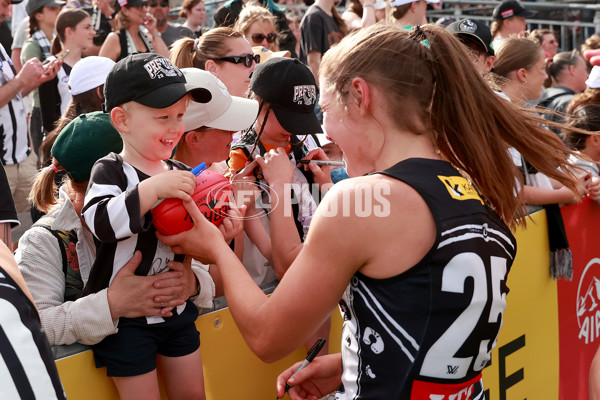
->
xmin=458 ymin=20 xmax=476 ymax=33
xmin=144 ymin=58 xmax=181 ymax=80
xmin=293 ymin=85 xmax=317 ymax=106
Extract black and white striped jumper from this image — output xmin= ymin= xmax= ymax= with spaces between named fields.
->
xmin=81 ymin=152 xmax=189 ymax=324
xmin=0 ymin=44 xmax=28 ymax=166
xmin=0 ymin=265 xmax=66 ymax=399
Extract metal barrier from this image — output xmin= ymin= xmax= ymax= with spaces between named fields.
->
xmin=427 ymin=0 xmax=600 ymax=51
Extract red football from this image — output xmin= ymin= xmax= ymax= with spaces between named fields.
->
xmin=151 ymin=171 xmax=233 ymax=235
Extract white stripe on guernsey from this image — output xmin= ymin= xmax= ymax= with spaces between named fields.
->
xmin=108 ymin=163 xmax=142 ymax=239
xmin=84 ymin=180 xmax=123 ymax=205
xmin=358 ymin=280 xmax=419 ymax=351
xmin=109 ymin=235 xmax=138 ymax=285
xmin=106 ymin=194 xmax=136 ymax=239
xmin=355 ymin=283 xmax=418 ymax=362
xmin=0 ymin=299 xmax=60 ymax=399
xmin=83 ymin=182 xmax=124 ymax=238
xmin=472 ymin=382 xmax=484 ymax=400
xmin=339 ymin=286 xmax=362 ymax=399
xmin=438 ymin=232 xmax=513 ymax=259
xmin=0 ymin=356 xmax=21 ymax=399
xmin=0 ymin=283 xmax=16 ymax=290
xmin=441 ymin=224 xmax=514 ymax=250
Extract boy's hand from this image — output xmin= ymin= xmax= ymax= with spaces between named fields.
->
xmin=150 ymin=170 xmax=196 ymax=201
xmin=218 ymin=202 xmax=246 ymax=244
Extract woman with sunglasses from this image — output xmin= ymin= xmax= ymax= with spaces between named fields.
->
xmin=99 ymin=0 xmax=169 ymax=62
xmin=234 ymin=3 xmax=280 ymax=52
xmin=170 ymin=27 xmax=258 ymax=97
xmin=214 ymin=0 xmax=296 ymax=57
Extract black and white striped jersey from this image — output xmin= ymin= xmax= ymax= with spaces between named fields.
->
xmin=0 ymin=44 xmax=29 ymax=166
xmin=82 ymin=152 xmax=188 ymax=324
xmin=336 ymin=158 xmax=516 ymax=400
xmin=0 ymin=266 xmax=66 ymax=400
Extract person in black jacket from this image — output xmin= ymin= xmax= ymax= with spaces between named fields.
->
xmin=538 ymin=50 xmax=589 ymax=135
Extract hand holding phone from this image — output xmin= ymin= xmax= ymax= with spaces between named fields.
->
xmin=43 ymin=49 xmax=69 ymax=66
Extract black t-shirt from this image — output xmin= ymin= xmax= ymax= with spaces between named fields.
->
xmin=0 ymin=21 xmax=12 ymax=53
xmin=0 ymin=164 xmax=18 ymax=228
xmin=0 ymin=263 xmax=66 ymax=399
xmin=38 ymin=63 xmax=72 ymax=134
xmin=299 ymin=4 xmax=343 ymax=64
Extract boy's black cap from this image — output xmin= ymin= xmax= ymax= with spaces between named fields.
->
xmin=446 ymin=19 xmax=495 ymax=56
xmin=103 ymin=53 xmax=211 ymax=112
xmin=492 ymin=0 xmax=535 ymax=20
xmin=250 ymin=58 xmax=322 ymax=136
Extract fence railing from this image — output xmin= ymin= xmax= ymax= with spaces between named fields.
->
xmin=178 ymin=0 xmax=600 ymax=52
xmin=427 ymin=0 xmax=600 ymax=51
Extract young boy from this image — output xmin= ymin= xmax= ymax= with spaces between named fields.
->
xmin=81 ymin=53 xmax=210 ymax=399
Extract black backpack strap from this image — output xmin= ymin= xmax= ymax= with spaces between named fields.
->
xmin=33 ymin=216 xmax=82 ymax=301
xmin=33 ymin=216 xmax=68 ymax=275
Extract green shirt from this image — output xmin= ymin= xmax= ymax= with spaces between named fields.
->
xmin=20 ymin=38 xmax=44 ymax=107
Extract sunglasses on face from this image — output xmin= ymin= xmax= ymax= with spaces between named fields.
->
xmin=150 ymin=1 xmax=168 ymax=6
xmin=213 ymin=53 xmax=260 ymax=68
xmin=250 ymin=33 xmax=277 ymax=44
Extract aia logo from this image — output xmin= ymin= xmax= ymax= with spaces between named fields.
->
xmin=576 ymin=258 xmax=600 ymax=344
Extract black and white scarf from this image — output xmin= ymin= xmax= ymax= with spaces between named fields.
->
xmin=31 ymin=30 xmax=52 ymax=62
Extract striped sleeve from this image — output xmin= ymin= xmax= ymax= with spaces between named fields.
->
xmin=0 ymin=265 xmax=65 ymax=399
xmin=82 ymin=155 xmax=151 ymax=242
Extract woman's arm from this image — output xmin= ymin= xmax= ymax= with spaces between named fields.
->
xmin=98 ymin=33 xmax=121 ymax=61
xmin=159 ymin=181 xmax=370 ymax=362
xmin=521 ymin=185 xmax=579 ymax=205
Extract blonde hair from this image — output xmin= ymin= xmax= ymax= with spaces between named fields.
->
xmin=170 ymin=27 xmax=243 ymax=69
xmin=115 ymin=9 xmax=133 ymax=30
xmin=320 ymin=24 xmax=579 ymax=227
xmin=234 ymin=2 xmax=280 ymax=51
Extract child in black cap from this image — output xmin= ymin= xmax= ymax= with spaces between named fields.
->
xmin=81 ymin=53 xmax=209 ymax=399
xmin=228 ymin=56 xmax=332 ymax=355
xmin=228 ymin=57 xmax=324 ymax=251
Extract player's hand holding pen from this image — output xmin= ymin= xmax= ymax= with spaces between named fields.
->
xmin=298 ymin=148 xmax=335 ymax=190
xmin=275 ymin=341 xmax=343 ymax=400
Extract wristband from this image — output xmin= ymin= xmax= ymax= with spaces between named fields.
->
xmin=152 ymin=32 xmax=162 ymax=39
xmin=363 ymin=3 xmax=374 ymax=7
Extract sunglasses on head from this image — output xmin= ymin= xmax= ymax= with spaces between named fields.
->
xmin=251 ymin=33 xmax=277 ymax=44
xmin=213 ymin=53 xmax=260 ymax=68
xmin=150 ymin=1 xmax=168 ymax=6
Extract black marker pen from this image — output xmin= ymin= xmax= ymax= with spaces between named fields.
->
xmin=279 ymin=338 xmax=327 ymax=398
